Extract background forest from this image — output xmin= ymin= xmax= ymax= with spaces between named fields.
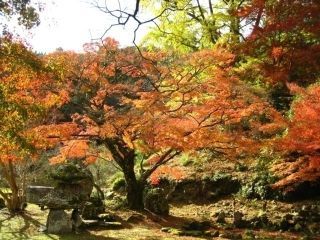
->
xmin=0 ymin=0 xmax=320 ymax=239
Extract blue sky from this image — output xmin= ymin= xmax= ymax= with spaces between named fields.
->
xmin=7 ymin=0 xmax=149 ymax=53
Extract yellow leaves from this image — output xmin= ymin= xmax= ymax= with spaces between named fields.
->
xmin=0 ymin=38 xmax=76 ymax=167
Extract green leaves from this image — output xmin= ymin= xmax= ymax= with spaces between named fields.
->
xmin=0 ymin=0 xmax=40 ymax=29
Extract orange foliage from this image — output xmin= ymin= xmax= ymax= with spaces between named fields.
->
xmin=275 ymin=85 xmax=320 ymax=188
xmin=243 ymin=0 xmax=320 ymax=86
xmin=49 ymin=140 xmax=97 ymax=165
xmin=0 ymin=37 xmax=71 ymax=165
xmin=43 ymin=38 xmax=284 ymax=183
xmin=150 ymin=165 xmax=184 ymax=185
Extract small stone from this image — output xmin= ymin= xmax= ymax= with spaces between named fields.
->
xmin=82 ymin=219 xmax=99 ymax=227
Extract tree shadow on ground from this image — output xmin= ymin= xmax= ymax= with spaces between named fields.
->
xmin=144 ymin=210 xmax=198 ymax=228
xmin=20 ymin=211 xmax=44 ymax=232
xmin=0 ymin=210 xmax=31 ymax=240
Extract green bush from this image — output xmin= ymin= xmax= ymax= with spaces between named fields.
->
xmin=105 ymin=195 xmax=127 ymax=210
xmin=112 ymin=177 xmax=126 ymax=191
xmin=210 ymin=171 xmax=232 ymax=182
xmin=240 ymin=171 xmax=278 ymax=200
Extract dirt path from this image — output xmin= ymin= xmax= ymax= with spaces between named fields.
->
xmin=0 ymin=202 xmax=314 ymax=240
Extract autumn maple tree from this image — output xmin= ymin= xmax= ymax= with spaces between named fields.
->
xmin=0 ymin=36 xmax=69 ymax=211
xmin=239 ymin=0 xmax=320 ymax=110
xmin=273 ymin=84 xmax=320 ymax=192
xmin=43 ymin=39 xmax=284 ymax=209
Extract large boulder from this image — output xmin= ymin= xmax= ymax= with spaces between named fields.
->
xmin=143 ymin=188 xmax=169 ymax=215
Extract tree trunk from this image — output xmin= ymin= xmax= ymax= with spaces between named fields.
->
xmin=122 ymin=155 xmax=144 ymax=210
xmin=7 ymin=191 xmax=23 ymax=212
xmin=126 ymin=176 xmax=144 ymax=210
xmin=229 ymin=0 xmax=241 ymax=42
xmin=104 ymin=138 xmax=145 ymax=210
xmin=0 ymin=160 xmax=24 ymax=212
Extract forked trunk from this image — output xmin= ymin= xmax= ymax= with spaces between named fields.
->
xmin=0 ymin=160 xmax=24 ymax=212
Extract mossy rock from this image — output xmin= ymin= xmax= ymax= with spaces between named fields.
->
xmin=50 ymin=163 xmax=93 ymax=183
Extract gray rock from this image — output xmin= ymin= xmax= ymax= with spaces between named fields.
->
xmin=46 ymin=209 xmax=72 ymax=234
xmin=82 ymin=219 xmax=99 ymax=227
xmin=40 ymin=164 xmax=94 ymax=210
xmin=157 ymin=175 xmax=240 ymax=203
xmin=40 ymin=189 xmax=79 ymax=209
xmin=38 ymin=226 xmax=47 ymax=232
xmin=26 ymin=186 xmax=54 ymax=205
xmin=50 ymin=163 xmax=93 ymax=184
